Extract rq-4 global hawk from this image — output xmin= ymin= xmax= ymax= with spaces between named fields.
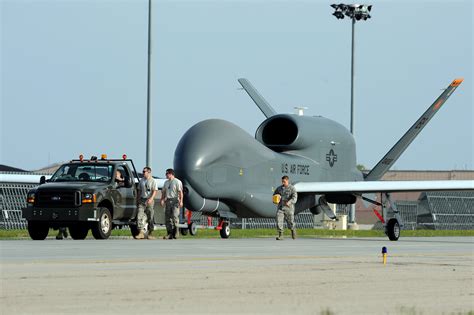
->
xmin=173 ymin=78 xmax=473 ymax=240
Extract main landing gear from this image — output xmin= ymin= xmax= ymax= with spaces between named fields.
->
xmin=217 ymin=219 xmax=231 ymax=239
xmin=362 ymin=192 xmax=404 ymax=241
xmin=179 ymin=210 xmax=231 ymax=238
xmin=196 ymin=216 xmax=231 ymax=238
xmin=386 ymin=218 xmax=401 ymax=241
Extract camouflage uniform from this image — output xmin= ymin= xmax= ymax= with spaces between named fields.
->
xmin=137 ymin=177 xmax=158 ymax=233
xmin=162 ymin=178 xmax=183 ymax=238
xmin=273 ymin=184 xmax=298 ymax=234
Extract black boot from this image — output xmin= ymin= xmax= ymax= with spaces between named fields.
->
xmin=163 ymin=229 xmax=173 ymax=239
xmin=276 ymin=232 xmax=284 ymax=240
xmin=291 ymin=229 xmax=297 ymax=240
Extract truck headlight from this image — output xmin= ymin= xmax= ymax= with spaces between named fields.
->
xmin=82 ymin=193 xmax=96 ymax=204
xmin=27 ymin=192 xmax=35 ymax=204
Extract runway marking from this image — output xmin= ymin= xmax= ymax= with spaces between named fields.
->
xmin=5 ymin=252 xmax=472 ymax=266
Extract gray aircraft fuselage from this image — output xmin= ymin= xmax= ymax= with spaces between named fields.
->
xmin=174 ymin=114 xmax=363 ymax=219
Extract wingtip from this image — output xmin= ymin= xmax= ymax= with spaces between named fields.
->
xmin=450 ymin=78 xmax=463 ymax=87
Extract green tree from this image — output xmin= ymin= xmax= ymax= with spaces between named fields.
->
xmin=356 ymin=164 xmax=366 ymax=171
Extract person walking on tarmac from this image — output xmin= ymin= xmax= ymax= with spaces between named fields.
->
xmin=273 ymin=175 xmax=298 ymax=240
xmin=55 ymin=227 xmax=68 ymax=240
xmin=135 ymin=166 xmax=158 ymax=240
xmin=160 ymin=168 xmax=183 ymax=239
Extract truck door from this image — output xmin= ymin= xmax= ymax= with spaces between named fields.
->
xmin=120 ymin=165 xmax=137 ymax=219
xmin=113 ymin=165 xmax=136 ymax=220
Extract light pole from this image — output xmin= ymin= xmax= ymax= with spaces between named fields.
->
xmin=330 ymin=3 xmax=372 ymax=223
xmin=330 ymin=3 xmax=372 ymax=135
xmin=146 ymin=0 xmax=153 ymax=168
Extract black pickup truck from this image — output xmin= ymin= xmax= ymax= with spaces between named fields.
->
xmin=22 ymin=155 xmax=153 ymax=240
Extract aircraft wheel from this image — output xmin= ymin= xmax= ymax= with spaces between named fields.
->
xmin=91 ymin=207 xmax=112 ymax=239
xmin=27 ymin=221 xmax=49 ymax=240
xmin=188 ymin=222 xmax=197 ymax=236
xmin=219 ymin=222 xmax=231 ymax=239
xmin=386 ymin=218 xmax=400 ymax=241
xmin=69 ymin=223 xmax=89 ymax=240
xmin=180 ymin=227 xmax=189 ymax=236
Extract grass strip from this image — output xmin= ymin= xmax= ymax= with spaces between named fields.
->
xmin=1 ymin=228 xmax=473 ymax=239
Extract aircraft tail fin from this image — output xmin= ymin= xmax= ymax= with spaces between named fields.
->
xmin=365 ymin=78 xmax=464 ymax=181
xmin=238 ymin=78 xmax=277 ymax=118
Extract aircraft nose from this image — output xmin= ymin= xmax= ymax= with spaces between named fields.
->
xmin=174 ymin=119 xmax=223 ymax=176
xmin=174 ymin=118 xmax=273 ymax=174
xmin=174 ymin=119 xmax=248 ymax=176
xmin=174 ymin=119 xmax=229 ymax=195
xmin=173 ymin=118 xmax=274 ymax=200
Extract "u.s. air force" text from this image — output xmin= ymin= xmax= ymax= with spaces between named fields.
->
xmin=281 ymin=163 xmax=310 ymax=175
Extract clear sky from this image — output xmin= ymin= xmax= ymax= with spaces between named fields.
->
xmin=1 ymin=0 xmax=472 ymax=174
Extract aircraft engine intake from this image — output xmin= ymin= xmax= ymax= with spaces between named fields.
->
xmin=260 ymin=117 xmax=298 ymax=146
xmin=255 ymin=114 xmax=353 ymax=153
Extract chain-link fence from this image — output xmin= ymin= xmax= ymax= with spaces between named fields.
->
xmin=186 ymin=209 xmax=314 ymax=229
xmin=417 ymin=192 xmax=474 ymax=230
xmin=0 ymin=183 xmax=36 ymax=229
xmin=236 ymin=210 xmax=315 ymax=229
xmin=1 ymin=174 xmax=472 ymax=230
xmin=372 ymin=192 xmax=474 ymax=230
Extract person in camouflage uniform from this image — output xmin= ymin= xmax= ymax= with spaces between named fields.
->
xmin=160 ymin=168 xmax=183 ymax=240
xmin=273 ymin=175 xmax=298 ymax=240
xmin=136 ymin=166 xmax=158 ymax=240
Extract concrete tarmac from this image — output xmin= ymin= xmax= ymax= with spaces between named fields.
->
xmin=1 ymin=237 xmax=473 ymax=314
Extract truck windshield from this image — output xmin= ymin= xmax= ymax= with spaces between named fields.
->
xmin=50 ymin=164 xmax=114 ymax=183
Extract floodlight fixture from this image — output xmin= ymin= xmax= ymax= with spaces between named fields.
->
xmin=330 ymin=3 xmax=372 ymax=21
xmin=332 ymin=11 xmax=345 ymax=19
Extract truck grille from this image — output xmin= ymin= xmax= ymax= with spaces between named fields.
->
xmin=36 ymin=191 xmax=81 ymax=208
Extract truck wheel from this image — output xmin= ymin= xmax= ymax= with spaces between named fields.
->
xmin=180 ymin=227 xmax=189 ymax=236
xmin=189 ymin=222 xmax=197 ymax=236
xmin=69 ymin=224 xmax=89 ymax=240
xmin=91 ymin=208 xmax=112 ymax=239
xmin=386 ymin=218 xmax=400 ymax=241
xmin=219 ymin=222 xmax=230 ymax=239
xmin=27 ymin=221 xmax=49 ymax=240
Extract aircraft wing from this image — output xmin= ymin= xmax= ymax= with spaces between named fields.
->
xmin=0 ymin=174 xmax=51 ymax=184
xmin=365 ymin=78 xmax=464 ymax=181
xmin=137 ymin=177 xmax=165 ymax=189
xmin=294 ymin=180 xmax=474 ymax=194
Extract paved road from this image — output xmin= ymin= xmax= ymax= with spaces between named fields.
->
xmin=1 ymin=237 xmax=473 ymax=314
